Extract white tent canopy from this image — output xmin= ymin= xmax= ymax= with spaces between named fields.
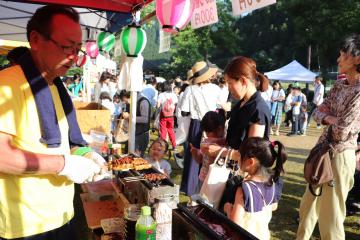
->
xmin=265 ymin=60 xmax=317 ymax=83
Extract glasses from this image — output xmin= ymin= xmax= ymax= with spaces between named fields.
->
xmin=44 ymin=34 xmax=86 ymax=56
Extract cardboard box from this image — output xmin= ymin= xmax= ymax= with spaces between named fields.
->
xmin=73 ymin=101 xmax=111 ymax=135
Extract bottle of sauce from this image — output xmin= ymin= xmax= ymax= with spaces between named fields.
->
xmin=135 ymin=206 xmax=156 ymax=240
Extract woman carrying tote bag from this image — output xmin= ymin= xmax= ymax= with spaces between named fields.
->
xmin=201 ymin=56 xmax=271 ymax=211
xmin=179 ymin=61 xmax=221 ymax=196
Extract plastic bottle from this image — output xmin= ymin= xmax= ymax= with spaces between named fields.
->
xmin=135 ymin=206 xmax=156 ymax=240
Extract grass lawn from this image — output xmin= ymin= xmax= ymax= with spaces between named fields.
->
xmin=74 ymin=122 xmax=360 ymax=239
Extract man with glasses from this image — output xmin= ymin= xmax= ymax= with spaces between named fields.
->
xmin=0 ymin=5 xmax=106 ymax=240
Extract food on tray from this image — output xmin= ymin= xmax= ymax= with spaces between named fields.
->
xmin=110 ymin=156 xmax=152 ymax=171
xmin=133 ymin=158 xmax=152 ymax=170
xmin=111 ymin=156 xmax=133 ymax=170
xmin=143 ymin=173 xmax=167 ymax=182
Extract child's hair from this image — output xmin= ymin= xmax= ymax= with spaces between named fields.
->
xmin=119 ymin=90 xmax=130 ymax=100
xmin=99 ymin=92 xmax=112 ymax=101
xmin=149 ymin=138 xmax=169 ymax=153
xmin=200 ymin=109 xmax=226 ymax=133
xmin=163 ymin=81 xmax=172 ymax=92
xmin=301 ymin=105 xmax=307 ymax=111
xmin=239 ymin=137 xmax=287 ymax=182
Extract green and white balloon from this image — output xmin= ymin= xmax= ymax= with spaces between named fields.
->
xmin=97 ymin=32 xmax=115 ymax=52
xmin=120 ymin=25 xmax=147 ymax=57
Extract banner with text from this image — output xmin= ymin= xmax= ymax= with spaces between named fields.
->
xmin=232 ymin=0 xmax=276 ymax=16
xmin=191 ymin=0 xmax=219 ymax=29
xmin=159 ymin=30 xmax=171 ymax=53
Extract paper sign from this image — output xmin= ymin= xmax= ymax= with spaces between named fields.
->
xmin=191 ymin=0 xmax=219 ymax=29
xmin=232 ymin=0 xmax=276 ymax=16
xmin=159 ymin=30 xmax=171 ymax=53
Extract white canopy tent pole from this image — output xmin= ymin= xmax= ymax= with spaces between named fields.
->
xmin=128 ymin=91 xmax=137 ymax=153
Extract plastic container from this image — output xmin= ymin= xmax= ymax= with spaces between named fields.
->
xmin=125 ymin=204 xmax=142 ymax=240
xmin=135 ymin=206 xmax=156 ymax=240
xmin=154 ymin=195 xmax=174 ymax=240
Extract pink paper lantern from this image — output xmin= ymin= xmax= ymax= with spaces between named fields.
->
xmin=156 ymin=0 xmax=195 ymax=33
xmin=85 ymin=40 xmax=99 ymax=59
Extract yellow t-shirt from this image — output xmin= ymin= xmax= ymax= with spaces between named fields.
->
xmin=0 ymin=66 xmax=74 ymax=238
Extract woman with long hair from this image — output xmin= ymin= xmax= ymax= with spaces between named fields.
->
xmin=94 ymin=71 xmax=114 ymax=102
xmin=270 ymin=80 xmax=285 ymax=135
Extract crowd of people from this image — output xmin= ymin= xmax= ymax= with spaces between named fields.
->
xmin=260 ymin=76 xmax=325 ymax=137
xmin=0 ymin=4 xmax=359 ymax=240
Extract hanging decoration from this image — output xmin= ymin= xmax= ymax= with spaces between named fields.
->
xmin=75 ymin=50 xmax=87 ymax=67
xmin=156 ymin=0 xmax=195 ymax=33
xmin=120 ymin=24 xmax=147 ymax=57
xmin=97 ymin=32 xmax=115 ymax=52
xmin=118 ymin=24 xmax=147 ymax=92
xmin=85 ymin=40 xmax=99 ymax=59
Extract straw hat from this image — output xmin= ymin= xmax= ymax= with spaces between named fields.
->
xmin=186 ymin=69 xmax=193 ymax=80
xmin=191 ymin=61 xmax=218 ymax=84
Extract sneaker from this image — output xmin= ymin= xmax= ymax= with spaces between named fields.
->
xmin=316 ymin=125 xmax=322 ymax=129
xmin=270 ymin=129 xmax=274 ymax=135
xmin=275 ymin=131 xmax=280 ymax=136
xmin=301 ymin=133 xmax=306 ymax=136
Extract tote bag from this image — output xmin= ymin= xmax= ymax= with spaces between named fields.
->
xmin=200 ymin=148 xmax=231 ymax=209
xmin=114 ymin=118 xmax=129 ymax=143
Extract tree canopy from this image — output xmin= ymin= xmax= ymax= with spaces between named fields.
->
xmin=144 ymin=0 xmax=360 ymax=79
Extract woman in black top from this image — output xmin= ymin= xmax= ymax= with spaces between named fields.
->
xmin=201 ymin=56 xmax=271 ymax=162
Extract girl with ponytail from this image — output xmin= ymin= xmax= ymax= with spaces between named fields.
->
xmin=224 ymin=137 xmax=287 ymax=240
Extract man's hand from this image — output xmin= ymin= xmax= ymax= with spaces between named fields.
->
xmin=59 ymin=155 xmax=102 ymax=183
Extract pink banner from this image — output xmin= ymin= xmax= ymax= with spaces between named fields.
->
xmin=191 ymin=0 xmax=218 ymax=29
xmin=232 ymin=0 xmax=276 ymax=16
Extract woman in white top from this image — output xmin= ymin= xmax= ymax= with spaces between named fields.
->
xmin=179 ymin=61 xmax=221 ymax=196
xmin=270 ymin=81 xmax=285 ymax=135
xmin=94 ymin=71 xmax=114 ymax=102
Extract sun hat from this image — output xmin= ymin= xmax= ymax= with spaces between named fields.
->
xmin=186 ymin=69 xmax=193 ymax=80
xmin=191 ymin=61 xmax=218 ymax=84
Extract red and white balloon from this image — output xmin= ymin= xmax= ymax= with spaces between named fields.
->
xmin=156 ymin=0 xmax=195 ymax=33
xmin=75 ymin=51 xmax=87 ymax=67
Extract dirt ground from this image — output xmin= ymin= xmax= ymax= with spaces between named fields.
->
xmin=269 ymin=125 xmax=360 ymax=239
xmin=74 ymin=123 xmax=360 ymax=239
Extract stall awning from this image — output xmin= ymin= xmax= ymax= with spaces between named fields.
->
xmin=23 ymin=0 xmax=147 ymax=13
xmin=0 ymin=0 xmax=152 ymax=42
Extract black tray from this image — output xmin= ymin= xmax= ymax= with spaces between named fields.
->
xmin=130 ymin=167 xmax=175 ymax=189
xmin=177 ymin=202 xmax=259 ymax=240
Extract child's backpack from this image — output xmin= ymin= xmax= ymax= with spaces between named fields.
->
xmin=161 ymin=97 xmax=175 ymax=117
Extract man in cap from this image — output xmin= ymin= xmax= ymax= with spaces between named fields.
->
xmin=0 ymin=5 xmax=106 ymax=239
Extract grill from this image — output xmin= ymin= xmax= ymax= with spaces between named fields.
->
xmin=176 ymin=202 xmax=259 ymax=240
xmin=116 ymin=167 xmax=179 ymax=206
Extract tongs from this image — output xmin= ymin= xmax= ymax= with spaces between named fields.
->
xmin=123 ymin=176 xmax=146 ymax=182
